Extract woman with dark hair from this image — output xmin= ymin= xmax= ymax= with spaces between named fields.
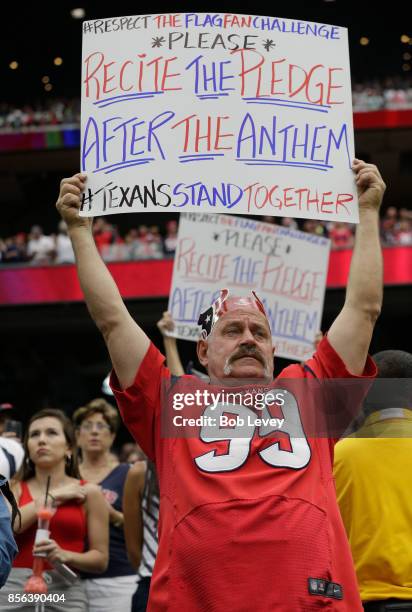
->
xmin=0 ymin=409 xmax=109 ymax=611
xmin=73 ymin=399 xmax=136 ymax=611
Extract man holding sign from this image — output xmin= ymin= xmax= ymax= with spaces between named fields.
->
xmin=56 ymin=158 xmax=385 ymax=610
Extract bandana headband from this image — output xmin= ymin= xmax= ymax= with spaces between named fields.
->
xmin=197 ymin=289 xmax=268 ymax=340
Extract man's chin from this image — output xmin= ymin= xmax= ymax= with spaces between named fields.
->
xmin=229 ymin=365 xmax=267 ymax=380
xmin=211 ymin=366 xmax=272 ymax=386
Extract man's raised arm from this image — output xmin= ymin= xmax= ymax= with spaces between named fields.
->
xmin=56 ymin=173 xmax=150 ymax=389
xmin=328 ymin=159 xmax=386 ymax=375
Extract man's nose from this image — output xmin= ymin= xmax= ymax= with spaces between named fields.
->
xmin=239 ymin=328 xmax=257 ymax=345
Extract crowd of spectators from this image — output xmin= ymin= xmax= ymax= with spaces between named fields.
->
xmin=0 ymin=399 xmax=153 ymax=611
xmin=1 ymin=77 xmax=412 ymax=132
xmin=0 ymin=99 xmax=80 ymax=132
xmin=352 ymin=76 xmax=412 ymax=112
xmin=264 ymin=207 xmax=412 ymax=248
xmin=0 ymin=219 xmax=179 ymax=266
xmin=1 ymin=209 xmax=410 ymax=267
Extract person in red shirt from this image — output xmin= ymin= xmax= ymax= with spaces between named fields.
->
xmin=0 ymin=409 xmax=108 ymax=611
xmin=56 ymin=159 xmax=386 ymax=611
xmin=328 ymin=222 xmax=355 ymax=250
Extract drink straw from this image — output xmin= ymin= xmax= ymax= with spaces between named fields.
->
xmin=44 ymin=476 xmax=51 ymax=506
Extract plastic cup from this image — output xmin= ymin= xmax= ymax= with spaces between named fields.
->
xmin=37 ymin=507 xmax=54 ymax=521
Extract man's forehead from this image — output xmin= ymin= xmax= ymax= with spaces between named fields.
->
xmin=215 ymin=308 xmax=271 ymax=330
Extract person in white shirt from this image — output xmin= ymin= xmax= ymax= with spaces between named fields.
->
xmin=27 ymin=225 xmax=55 ymax=265
xmin=55 ymin=221 xmax=75 ymax=264
xmin=0 ymin=405 xmax=24 ymax=480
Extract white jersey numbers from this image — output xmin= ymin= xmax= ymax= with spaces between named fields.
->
xmin=194 ymin=390 xmax=311 ymax=473
xmin=195 ymin=403 xmax=255 ymax=472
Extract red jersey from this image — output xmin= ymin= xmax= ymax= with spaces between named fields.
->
xmin=111 ymin=337 xmax=376 ymax=611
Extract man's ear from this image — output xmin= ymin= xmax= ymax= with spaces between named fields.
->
xmin=197 ymin=339 xmax=209 ymax=368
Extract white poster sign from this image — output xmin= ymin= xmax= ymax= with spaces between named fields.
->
xmin=80 ymin=13 xmax=357 ymax=222
xmin=168 ymin=213 xmax=331 ymax=361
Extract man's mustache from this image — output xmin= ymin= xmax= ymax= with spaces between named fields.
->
xmin=228 ymin=346 xmax=266 ymax=367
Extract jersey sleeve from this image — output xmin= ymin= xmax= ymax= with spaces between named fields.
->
xmin=307 ymin=336 xmax=377 ymax=441
xmin=280 ymin=336 xmax=377 ymax=443
xmin=110 ymin=342 xmax=170 ymax=461
xmin=305 ymin=335 xmax=377 ymax=379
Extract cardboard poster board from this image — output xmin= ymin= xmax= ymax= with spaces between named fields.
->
xmin=81 ymin=13 xmax=357 ymax=222
xmin=168 ymin=213 xmax=330 ymax=361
